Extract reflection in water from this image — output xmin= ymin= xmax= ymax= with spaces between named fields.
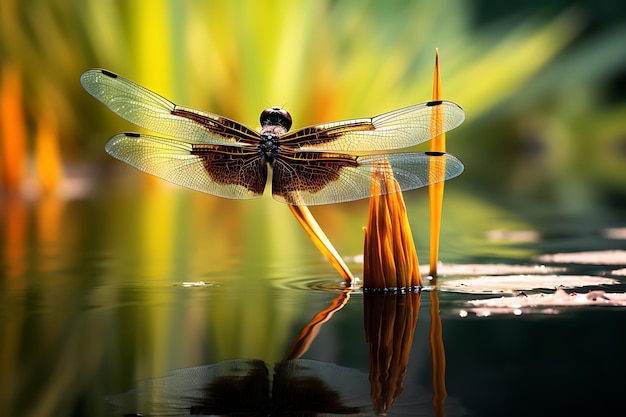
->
xmin=429 ymin=290 xmax=446 ymax=417
xmin=364 ymin=291 xmax=421 ymax=415
xmin=107 ymin=286 xmax=455 ymax=417
xmin=109 ymin=359 xmax=369 ymax=416
xmin=2 ymin=196 xmax=28 ymax=279
xmin=363 ymin=290 xmax=451 ymax=417
xmin=285 ymin=287 xmax=352 ymax=361
xmin=107 ymin=344 xmax=451 ymax=416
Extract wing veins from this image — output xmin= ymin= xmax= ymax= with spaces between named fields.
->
xmin=80 ymin=69 xmax=259 ymax=147
xmin=279 ymin=101 xmax=465 ymax=153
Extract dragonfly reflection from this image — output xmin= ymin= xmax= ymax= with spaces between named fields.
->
xmin=107 ymin=359 xmax=431 ymax=416
xmin=81 ymin=69 xmax=465 ymax=205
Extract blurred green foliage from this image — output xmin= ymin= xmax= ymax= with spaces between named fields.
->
xmin=1 ymin=0 xmax=625 ymax=206
xmin=2 ymin=4 xmax=626 ymax=415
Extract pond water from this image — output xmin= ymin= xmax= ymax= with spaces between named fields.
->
xmin=1 ymin=186 xmax=625 ymax=416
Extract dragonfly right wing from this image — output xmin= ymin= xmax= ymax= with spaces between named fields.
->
xmin=272 ymin=151 xmax=464 ymax=205
xmin=280 ymin=100 xmax=465 ymax=152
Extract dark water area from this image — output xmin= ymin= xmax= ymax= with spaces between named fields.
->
xmin=1 ymin=187 xmax=625 ymax=417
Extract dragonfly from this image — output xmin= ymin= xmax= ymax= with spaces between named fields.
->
xmin=80 ymin=69 xmax=465 ymax=206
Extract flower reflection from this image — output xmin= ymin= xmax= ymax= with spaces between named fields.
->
xmin=361 ymin=287 xmax=450 ymax=417
xmin=364 ymin=291 xmax=421 ymax=415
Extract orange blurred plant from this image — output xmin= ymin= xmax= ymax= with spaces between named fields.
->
xmin=0 ymin=64 xmax=27 ymax=192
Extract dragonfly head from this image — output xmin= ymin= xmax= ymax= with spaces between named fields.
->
xmin=260 ymin=107 xmax=292 ymax=132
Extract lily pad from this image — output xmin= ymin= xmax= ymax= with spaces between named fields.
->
xmin=439 ymin=274 xmax=619 ymax=294
xmin=604 ymin=227 xmax=626 ymax=239
xmin=421 ymin=263 xmax=565 ymax=276
xmin=462 ymin=288 xmax=626 ymax=317
xmin=535 ymin=250 xmax=626 ymax=265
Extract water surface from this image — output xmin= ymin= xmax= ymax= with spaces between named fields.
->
xmin=1 ymin=187 xmax=625 ymax=416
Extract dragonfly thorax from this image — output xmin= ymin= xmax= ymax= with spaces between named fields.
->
xmin=258 ymin=133 xmax=281 ymax=164
xmin=258 ymin=108 xmax=291 ymax=165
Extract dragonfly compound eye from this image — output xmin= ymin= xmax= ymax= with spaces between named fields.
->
xmin=260 ymin=107 xmax=293 ymax=131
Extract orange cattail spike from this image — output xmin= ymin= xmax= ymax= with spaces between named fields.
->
xmin=428 ymin=51 xmax=448 ymax=416
xmin=429 ymin=49 xmax=446 ymax=277
xmin=363 ymin=160 xmax=421 ymax=289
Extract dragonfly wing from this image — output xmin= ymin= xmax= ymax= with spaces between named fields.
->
xmin=106 ymin=132 xmax=266 ymax=199
xmin=272 ymin=151 xmax=463 ymax=206
xmin=81 ymin=69 xmax=259 ymax=146
xmin=280 ymin=100 xmax=464 ymax=152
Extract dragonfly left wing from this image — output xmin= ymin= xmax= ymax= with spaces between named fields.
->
xmin=106 ymin=132 xmax=267 ymax=199
xmin=80 ymin=69 xmax=260 ymax=147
